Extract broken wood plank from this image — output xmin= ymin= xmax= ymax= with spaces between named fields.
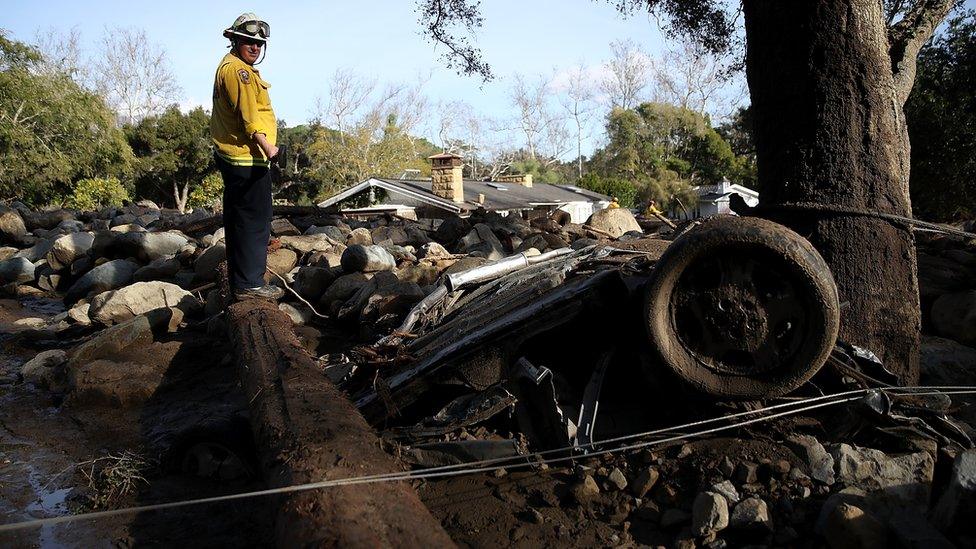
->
xmin=226 ymin=299 xmax=454 ymax=548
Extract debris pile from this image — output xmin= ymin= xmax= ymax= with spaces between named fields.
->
xmin=1 ymin=198 xmax=975 ymax=548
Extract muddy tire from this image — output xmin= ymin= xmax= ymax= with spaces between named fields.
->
xmin=643 ymin=216 xmax=840 ymax=398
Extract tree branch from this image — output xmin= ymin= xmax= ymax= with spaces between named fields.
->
xmin=888 ymin=0 xmax=955 ymax=106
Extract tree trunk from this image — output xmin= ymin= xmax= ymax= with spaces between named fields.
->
xmin=742 ymin=0 xmax=920 ymax=383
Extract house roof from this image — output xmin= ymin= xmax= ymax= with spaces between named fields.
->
xmin=317 ymin=177 xmax=610 ymax=213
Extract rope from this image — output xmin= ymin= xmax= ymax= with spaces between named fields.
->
xmin=2 ymin=385 xmax=972 ymax=534
xmin=755 ymin=202 xmax=975 ymax=240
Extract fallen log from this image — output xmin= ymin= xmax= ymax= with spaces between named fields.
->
xmin=226 ymin=299 xmax=454 ymax=548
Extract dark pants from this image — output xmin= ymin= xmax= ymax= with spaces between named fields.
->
xmin=216 ymin=155 xmax=271 ymax=290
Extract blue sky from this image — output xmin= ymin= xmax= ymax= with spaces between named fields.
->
xmin=3 ymin=2 xmax=671 ymax=131
xmin=4 ymin=0 xmax=974 ymax=155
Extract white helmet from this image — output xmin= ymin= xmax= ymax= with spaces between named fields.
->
xmin=222 ymin=13 xmax=270 ymax=43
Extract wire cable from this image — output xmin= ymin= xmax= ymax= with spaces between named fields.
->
xmin=2 ymin=386 xmax=973 ymax=534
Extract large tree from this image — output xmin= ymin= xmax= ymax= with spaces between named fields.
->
xmin=417 ymin=0 xmax=959 ymax=383
xmin=0 ymin=33 xmax=132 ymax=205
xmin=125 ymin=105 xmax=212 ymax=212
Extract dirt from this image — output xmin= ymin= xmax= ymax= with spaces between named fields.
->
xmin=0 ymin=299 xmax=274 ymax=548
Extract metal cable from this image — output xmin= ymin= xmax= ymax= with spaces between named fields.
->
xmin=755 ymin=202 xmax=976 ymax=240
xmin=2 ymin=386 xmax=973 ymax=534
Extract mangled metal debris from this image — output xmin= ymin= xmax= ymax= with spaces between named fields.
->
xmin=330 ymin=216 xmax=860 ymax=459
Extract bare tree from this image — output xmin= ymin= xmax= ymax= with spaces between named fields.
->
xmin=601 ymin=38 xmax=650 ymax=110
xmin=650 ymin=38 xmax=744 ymax=118
xmin=559 ymin=63 xmax=597 ymax=178
xmin=33 ymin=26 xmax=87 ymax=81
xmin=509 ymin=73 xmax=548 ymax=160
xmin=317 ymin=68 xmax=376 ymax=143
xmin=93 ymin=27 xmax=181 ymax=125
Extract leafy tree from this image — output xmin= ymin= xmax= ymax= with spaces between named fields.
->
xmin=188 ymin=172 xmax=223 ymax=210
xmin=0 ymin=33 xmax=132 ymax=205
xmin=716 ymin=106 xmax=757 ymax=189
xmin=307 ymin=114 xmax=432 ymax=201
xmin=905 ymin=10 xmax=976 ymax=221
xmin=65 ymin=177 xmax=130 ymax=211
xmin=125 ymin=106 xmax=212 ymax=212
xmin=579 ymin=173 xmax=638 ymax=207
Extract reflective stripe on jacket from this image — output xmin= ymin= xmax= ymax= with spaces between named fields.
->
xmin=210 ymin=53 xmax=277 ymax=167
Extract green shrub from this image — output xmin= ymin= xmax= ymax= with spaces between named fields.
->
xmin=188 ymin=172 xmax=224 ymax=210
xmin=65 ymin=177 xmax=130 ymax=211
xmin=579 ymin=174 xmax=638 ymax=208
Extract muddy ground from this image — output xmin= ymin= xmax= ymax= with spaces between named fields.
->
xmin=5 ymin=293 xmax=957 ymax=549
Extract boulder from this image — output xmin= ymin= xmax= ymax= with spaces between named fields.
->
xmin=829 ymin=443 xmax=934 ymax=510
xmin=586 ymin=208 xmax=642 ymax=238
xmin=278 ymin=234 xmax=339 ymax=254
xmin=417 ymin=242 xmax=450 ymax=259
xmin=67 ymin=358 xmax=165 ymax=408
xmin=13 ymin=238 xmax=56 ymax=262
xmin=69 ymin=314 xmax=154 ymax=367
xmin=396 ymin=264 xmax=440 ymax=286
xmin=266 ymin=247 xmax=298 ymax=277
xmin=21 ymin=349 xmax=69 ymax=391
xmin=708 ymin=480 xmax=740 ymax=505
xmin=434 ymin=216 xmax=471 ymax=247
xmin=20 ymin=208 xmax=74 ymax=231
xmin=931 ymin=290 xmax=976 ymax=346
xmin=67 ymin=302 xmax=91 ymax=325
xmin=293 ymin=267 xmax=336 ymax=301
xmin=64 ymin=259 xmax=139 ymax=305
xmin=279 ymin=302 xmax=314 ymax=325
xmin=0 ymin=246 xmax=16 ymax=261
xmin=133 ymin=256 xmax=182 ymax=282
xmin=607 ymin=467 xmax=628 ymax=491
xmin=346 ymin=227 xmax=373 ymax=246
xmin=0 ymin=205 xmax=27 ymax=244
xmin=88 ymin=281 xmax=200 ymax=325
xmin=126 ymin=231 xmax=189 ymax=262
xmin=729 ymin=497 xmax=772 ymax=531
xmin=443 ymin=256 xmax=487 ymax=274
xmin=569 ymin=475 xmax=601 ymax=504
xmin=458 ymin=224 xmax=505 ymax=260
xmin=194 ymin=243 xmax=227 ymax=282
xmin=931 ymin=449 xmax=976 ymax=542
xmin=271 ymin=218 xmax=301 ymax=236
xmin=787 ymin=434 xmax=836 ymax=485
xmin=692 ymin=491 xmax=729 ymax=536
xmin=341 ymin=245 xmax=396 ymax=273
xmin=319 ymin=272 xmax=371 ymax=307
xmin=629 ymin=467 xmax=660 ymax=498
xmin=308 ymin=251 xmax=343 ymax=269
xmin=0 ymin=257 xmax=35 ymax=284
xmin=371 ymin=226 xmax=410 ymax=246
xmin=823 ymin=503 xmax=888 ymax=549
xmin=305 ymin=225 xmax=345 ymax=242
xmin=46 ymin=232 xmax=95 ymax=271
xmin=919 ymin=336 xmax=976 ymax=387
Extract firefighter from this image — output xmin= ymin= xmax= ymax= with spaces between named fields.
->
xmin=211 ymin=13 xmax=284 ymax=300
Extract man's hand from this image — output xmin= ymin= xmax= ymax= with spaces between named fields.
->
xmin=253 ymin=132 xmax=279 ymax=161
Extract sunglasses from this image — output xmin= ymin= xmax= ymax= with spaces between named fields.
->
xmin=240 ymin=20 xmax=270 ymax=39
xmin=239 ymin=37 xmax=265 ymax=47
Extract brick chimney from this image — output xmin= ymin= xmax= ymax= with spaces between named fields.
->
xmin=429 ymin=153 xmax=464 ymax=203
xmin=495 ymin=173 xmax=533 ymax=188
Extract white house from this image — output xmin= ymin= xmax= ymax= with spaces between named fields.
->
xmin=677 ymin=178 xmax=760 ymax=220
xmin=316 ymin=153 xmax=611 ymax=223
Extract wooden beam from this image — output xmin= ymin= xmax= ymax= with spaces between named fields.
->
xmin=226 ymin=299 xmax=455 ymax=547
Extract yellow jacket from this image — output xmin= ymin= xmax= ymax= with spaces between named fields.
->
xmin=211 ymin=53 xmax=277 ymax=167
